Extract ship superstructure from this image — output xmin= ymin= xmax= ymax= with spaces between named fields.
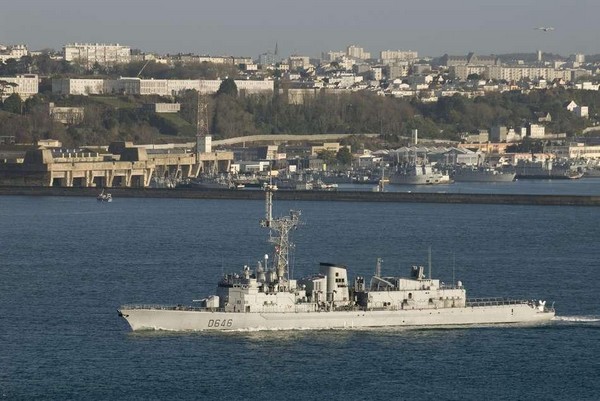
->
xmin=389 ymin=162 xmax=452 ymax=185
xmin=118 ymin=186 xmax=555 ymax=331
xmin=515 ymin=159 xmax=583 ymax=179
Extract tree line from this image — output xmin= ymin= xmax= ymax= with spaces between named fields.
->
xmin=1 ymin=79 xmax=598 ymax=147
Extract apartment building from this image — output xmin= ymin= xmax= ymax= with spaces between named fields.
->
xmin=452 ymin=64 xmax=576 ymax=82
xmin=0 ymin=44 xmax=28 ymax=63
xmin=487 ymin=66 xmax=572 ymax=82
xmin=527 ymin=124 xmax=546 ymax=139
xmin=52 ymin=78 xmax=105 ymax=95
xmin=64 ymin=43 xmax=131 ymax=67
xmin=346 ymin=45 xmax=370 ymax=60
xmin=51 ymin=77 xmax=274 ymax=96
xmin=288 ymin=55 xmax=311 ymax=70
xmin=48 ymin=103 xmax=84 ymax=124
xmin=0 ymin=74 xmax=38 ymax=99
xmin=380 ymin=50 xmax=418 ymax=63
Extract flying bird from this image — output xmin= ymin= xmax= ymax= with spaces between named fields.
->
xmin=535 ymin=27 xmax=554 ymax=32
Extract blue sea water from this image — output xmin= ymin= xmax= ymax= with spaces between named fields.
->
xmin=1 ymin=193 xmax=599 ymax=400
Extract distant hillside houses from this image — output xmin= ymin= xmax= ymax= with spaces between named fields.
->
xmin=564 ymin=101 xmax=589 ymax=118
xmin=51 ymin=77 xmax=274 ymax=96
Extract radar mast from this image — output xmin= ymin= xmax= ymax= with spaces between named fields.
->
xmin=260 ymin=183 xmax=301 ymax=282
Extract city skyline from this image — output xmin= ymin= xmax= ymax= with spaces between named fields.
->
xmin=1 ymin=0 xmax=599 ymax=58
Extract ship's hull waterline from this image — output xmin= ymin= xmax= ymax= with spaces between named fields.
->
xmin=119 ymin=304 xmax=554 ymax=332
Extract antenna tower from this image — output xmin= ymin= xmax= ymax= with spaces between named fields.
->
xmin=260 ymin=184 xmax=301 ymax=281
xmin=196 ymin=93 xmax=209 ymax=154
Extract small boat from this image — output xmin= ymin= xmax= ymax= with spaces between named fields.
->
xmin=97 ymin=189 xmax=112 ymax=202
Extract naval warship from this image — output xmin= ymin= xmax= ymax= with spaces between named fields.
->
xmin=118 ymin=185 xmax=555 ymax=332
xmin=452 ymin=165 xmax=516 ymax=183
xmin=388 ymin=162 xmax=452 ymax=185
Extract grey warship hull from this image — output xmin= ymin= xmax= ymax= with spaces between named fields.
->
xmin=119 ymin=301 xmax=553 ymax=332
xmin=453 ymin=169 xmax=516 ymax=182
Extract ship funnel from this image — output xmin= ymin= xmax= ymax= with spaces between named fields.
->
xmin=375 ymin=258 xmax=383 ymax=277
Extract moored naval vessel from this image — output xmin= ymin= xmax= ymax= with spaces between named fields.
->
xmin=452 ymin=165 xmax=516 ymax=183
xmin=515 ymin=159 xmax=584 ymax=180
xmin=118 ymin=185 xmax=555 ymax=332
xmin=388 ymin=162 xmax=452 ymax=185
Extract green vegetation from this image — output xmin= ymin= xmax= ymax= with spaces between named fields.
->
xmin=89 ymin=96 xmax=138 ymax=109
xmin=1 ymin=85 xmax=598 ymax=147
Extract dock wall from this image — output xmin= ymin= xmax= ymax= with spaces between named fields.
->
xmin=1 ymin=186 xmax=599 ymax=206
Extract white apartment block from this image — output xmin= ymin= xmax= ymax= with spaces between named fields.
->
xmin=487 ymin=66 xmax=572 ymax=82
xmin=52 ymin=78 xmax=105 ymax=95
xmin=288 ymin=55 xmax=311 ymax=70
xmin=48 ymin=103 xmax=84 ymax=124
xmin=346 ymin=45 xmax=370 ymax=60
xmin=546 ymin=142 xmax=600 ymax=159
xmin=528 ymin=124 xmax=545 ymax=139
xmin=322 ymin=51 xmax=346 ymax=62
xmin=574 ymin=106 xmax=589 ymax=118
xmin=380 ymin=50 xmax=418 ymax=63
xmin=234 ymin=80 xmax=275 ymax=94
xmin=371 ymin=66 xmax=383 ymax=80
xmin=452 ymin=65 xmax=574 ymax=82
xmin=385 ymin=63 xmax=410 ymax=79
xmin=576 ymin=82 xmax=600 ymax=90
xmin=0 ymin=44 xmax=29 ymax=63
xmin=51 ymin=78 xmax=274 ymax=96
xmin=0 ymin=74 xmax=38 ymax=99
xmin=64 ymin=43 xmax=131 ymax=67
xmin=143 ymin=103 xmax=181 ymax=113
xmin=452 ymin=65 xmax=488 ymax=80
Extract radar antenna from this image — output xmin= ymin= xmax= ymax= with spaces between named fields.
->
xmin=260 ymin=184 xmax=301 ymax=282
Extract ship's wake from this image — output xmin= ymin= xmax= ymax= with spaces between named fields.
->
xmin=553 ymin=315 xmax=600 ymax=323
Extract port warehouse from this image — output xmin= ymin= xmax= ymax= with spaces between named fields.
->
xmin=0 ymin=141 xmax=232 ymax=188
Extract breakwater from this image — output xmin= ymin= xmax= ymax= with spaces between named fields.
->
xmin=1 ymin=186 xmax=600 ymax=206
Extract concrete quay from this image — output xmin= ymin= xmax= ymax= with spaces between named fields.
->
xmin=1 ymin=186 xmax=599 ymax=206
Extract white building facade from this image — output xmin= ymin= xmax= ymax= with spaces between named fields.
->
xmin=0 ymin=74 xmax=38 ymax=99
xmin=64 ymin=43 xmax=131 ymax=67
xmin=0 ymin=44 xmax=29 ymax=63
xmin=52 ymin=77 xmax=274 ymax=96
xmin=380 ymin=50 xmax=418 ymax=63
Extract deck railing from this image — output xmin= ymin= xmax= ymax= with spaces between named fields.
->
xmin=120 ymin=304 xmax=216 ymax=312
xmin=465 ymin=298 xmax=530 ymax=307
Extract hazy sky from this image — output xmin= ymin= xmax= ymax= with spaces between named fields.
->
xmin=2 ymin=0 xmax=599 ymax=58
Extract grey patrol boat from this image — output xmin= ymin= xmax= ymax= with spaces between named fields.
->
xmin=118 ymin=185 xmax=555 ymax=332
